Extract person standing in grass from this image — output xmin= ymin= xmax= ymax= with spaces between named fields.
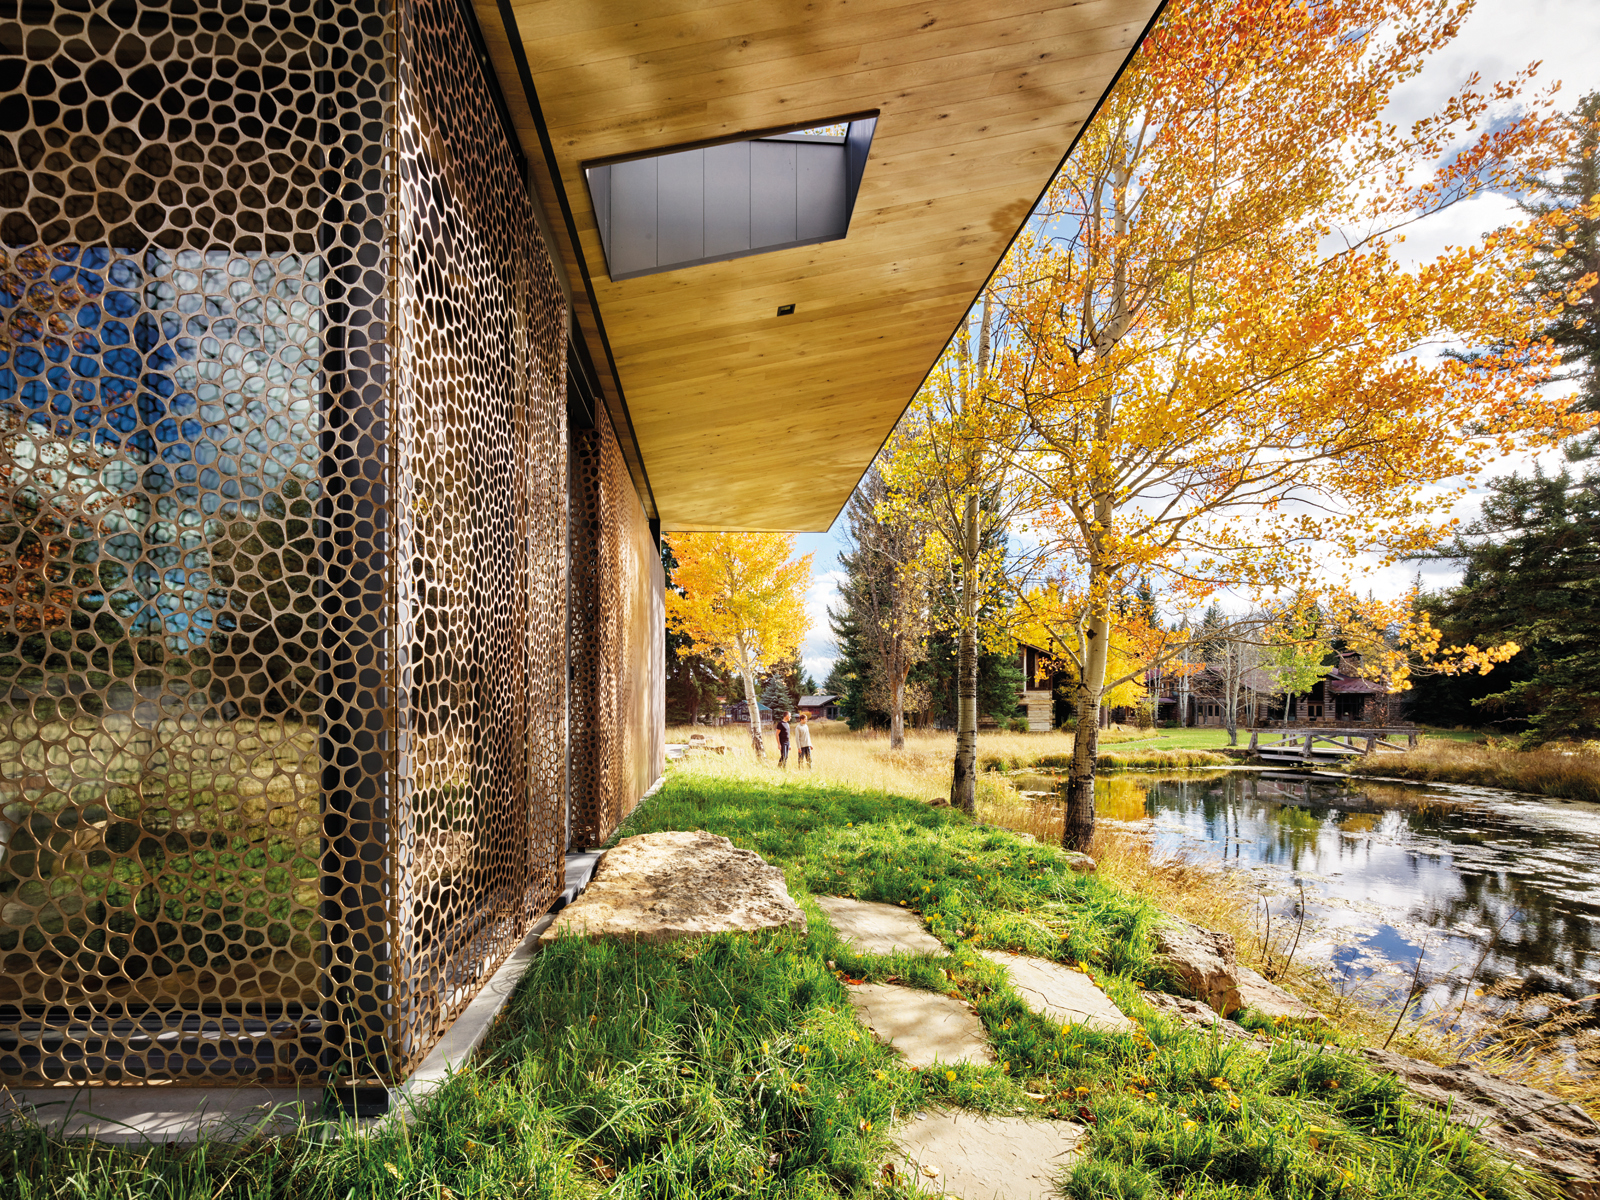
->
xmin=794 ymin=712 xmax=813 ymax=769
xmin=775 ymin=710 xmax=792 ymax=769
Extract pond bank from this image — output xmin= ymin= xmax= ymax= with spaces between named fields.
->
xmin=1343 ymin=738 xmax=1600 ymax=804
xmin=981 ymin=767 xmax=1600 ymax=1114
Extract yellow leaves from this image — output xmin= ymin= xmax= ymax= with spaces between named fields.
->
xmin=664 ymin=532 xmax=812 ymax=682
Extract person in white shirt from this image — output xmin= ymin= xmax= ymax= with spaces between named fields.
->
xmin=794 ymin=712 xmax=813 ymax=768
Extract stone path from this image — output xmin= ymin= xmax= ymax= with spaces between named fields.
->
xmin=812 ymin=895 xmax=946 ymax=955
xmin=541 ymin=831 xmax=805 ymax=943
xmin=845 ymin=984 xmax=992 ymax=1069
xmin=979 ymin=949 xmax=1134 ymax=1034
xmin=892 ymin=1110 xmax=1085 ymax=1199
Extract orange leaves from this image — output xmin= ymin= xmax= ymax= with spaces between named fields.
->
xmin=989 ymin=0 xmax=1593 ymax=615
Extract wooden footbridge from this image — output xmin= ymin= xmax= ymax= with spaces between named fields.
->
xmin=1249 ymin=728 xmax=1419 ymax=764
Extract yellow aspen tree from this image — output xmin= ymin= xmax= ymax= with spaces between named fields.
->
xmin=995 ymin=0 xmax=1588 ymax=850
xmin=663 ymin=532 xmax=811 ymax=757
xmin=881 ymin=294 xmax=1028 ymax=812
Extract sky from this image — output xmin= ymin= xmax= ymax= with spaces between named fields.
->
xmin=794 ymin=0 xmax=1600 ymax=687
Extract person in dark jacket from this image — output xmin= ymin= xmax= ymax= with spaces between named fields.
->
xmin=775 ymin=710 xmax=791 ymax=769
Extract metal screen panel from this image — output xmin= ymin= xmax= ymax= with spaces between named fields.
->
xmin=387 ymin=0 xmax=565 ymax=1082
xmin=0 ymin=0 xmax=567 ymax=1087
xmin=568 ymin=406 xmax=663 ymax=850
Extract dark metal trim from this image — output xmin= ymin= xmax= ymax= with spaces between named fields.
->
xmin=815 ymin=1 xmax=1172 ymax=535
xmin=578 ymin=111 xmax=880 ymax=171
xmin=453 ymin=0 xmax=528 ymax=184
xmin=491 ymin=0 xmax=660 ymax=524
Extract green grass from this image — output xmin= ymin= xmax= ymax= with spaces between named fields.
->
xmin=0 ymin=772 xmax=1544 ymax=1199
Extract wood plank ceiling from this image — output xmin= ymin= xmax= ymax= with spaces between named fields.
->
xmin=473 ymin=0 xmax=1164 ymax=531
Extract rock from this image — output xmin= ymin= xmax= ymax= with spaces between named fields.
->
xmin=1236 ymin=964 xmax=1323 ymax=1022
xmin=813 ymin=895 xmax=947 ymax=956
xmin=979 ymin=950 xmax=1134 ymax=1034
xmin=540 ymin=830 xmax=805 ymax=943
xmin=1362 ymin=1048 xmax=1600 ymax=1196
xmin=1152 ymin=920 xmax=1243 ymax=1015
xmin=1140 ymin=989 xmax=1261 ymax=1044
xmin=1065 ymin=853 xmax=1097 ymax=873
xmin=845 ymin=983 xmax=993 ymax=1069
xmin=891 ymin=1111 xmax=1085 ymax=1198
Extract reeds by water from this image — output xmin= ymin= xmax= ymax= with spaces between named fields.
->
xmin=1347 ymin=737 xmax=1600 ymax=803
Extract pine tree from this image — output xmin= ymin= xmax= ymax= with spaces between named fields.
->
xmin=1413 ymin=466 xmax=1600 ymax=743
xmin=1519 ymin=91 xmax=1600 ymax=420
xmin=759 ymin=673 xmax=796 ymax=721
xmin=834 ymin=462 xmax=932 ymax=749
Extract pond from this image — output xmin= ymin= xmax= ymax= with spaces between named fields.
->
xmin=1025 ymin=770 xmax=1600 ymax=1024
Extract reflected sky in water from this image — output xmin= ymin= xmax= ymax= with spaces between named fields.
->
xmin=1114 ymin=772 xmax=1600 ymax=1007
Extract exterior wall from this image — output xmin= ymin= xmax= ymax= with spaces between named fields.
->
xmin=0 ymin=0 xmax=570 ymax=1087
xmin=1021 ymin=688 xmax=1053 ymax=732
xmin=568 ymin=405 xmax=664 ymax=849
xmin=388 ymin=0 xmax=567 ymax=1084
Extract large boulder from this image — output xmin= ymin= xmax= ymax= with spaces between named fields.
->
xmin=1151 ymin=919 xmax=1323 ymax=1022
xmin=1236 ymin=964 xmax=1324 ymax=1022
xmin=1140 ymin=989 xmax=1261 ymax=1044
xmin=540 ymin=830 xmax=806 ymax=943
xmin=1362 ymin=1048 xmax=1600 ymax=1197
xmin=1152 ymin=920 xmax=1243 ymax=1015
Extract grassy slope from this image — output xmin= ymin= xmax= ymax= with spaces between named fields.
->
xmin=0 ymin=772 xmax=1540 ymax=1200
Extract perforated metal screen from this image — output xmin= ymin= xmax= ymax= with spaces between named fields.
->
xmin=0 ymin=0 xmax=568 ymax=1086
xmin=568 ymin=405 xmax=664 ymax=851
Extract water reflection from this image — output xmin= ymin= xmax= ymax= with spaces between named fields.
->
xmin=1104 ymin=771 xmax=1600 ymax=1011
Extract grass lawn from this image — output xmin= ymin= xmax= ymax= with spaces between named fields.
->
xmin=0 ymin=771 xmax=1540 ymax=1199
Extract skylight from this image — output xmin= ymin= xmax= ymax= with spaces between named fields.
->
xmin=584 ymin=116 xmax=877 ymax=281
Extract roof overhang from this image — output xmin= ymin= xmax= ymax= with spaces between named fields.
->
xmin=472 ymin=0 xmax=1164 ymax=531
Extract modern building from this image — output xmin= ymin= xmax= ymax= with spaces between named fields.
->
xmin=0 ymin=0 xmax=1163 ymax=1098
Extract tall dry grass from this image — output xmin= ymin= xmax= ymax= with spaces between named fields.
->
xmin=1348 ymin=737 xmax=1600 ymax=803
xmin=669 ymin=721 xmax=1083 ymax=803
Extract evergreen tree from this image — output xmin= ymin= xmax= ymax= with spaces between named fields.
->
xmin=826 ymin=600 xmax=878 ymax=730
xmin=833 ymin=462 xmax=932 ymax=748
xmin=822 ymin=660 xmax=851 ymax=698
xmin=1411 ymin=466 xmax=1600 ymax=742
xmin=759 ymin=673 xmax=796 ymax=720
xmin=1520 ymin=91 xmax=1600 ymax=423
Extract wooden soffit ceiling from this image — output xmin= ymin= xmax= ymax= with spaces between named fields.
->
xmin=475 ymin=0 xmax=1164 ymax=532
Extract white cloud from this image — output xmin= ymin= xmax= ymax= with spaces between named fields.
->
xmin=801 ymin=568 xmax=846 ymax=685
xmin=1385 ymin=0 xmax=1600 ymax=131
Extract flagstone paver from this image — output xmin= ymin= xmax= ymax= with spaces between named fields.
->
xmin=540 ymin=831 xmax=805 ymax=943
xmin=814 ymin=895 xmax=946 ymax=955
xmin=979 ymin=949 xmax=1135 ymax=1034
xmin=845 ymin=983 xmax=992 ymax=1069
xmin=892 ymin=1110 xmax=1085 ymax=1199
